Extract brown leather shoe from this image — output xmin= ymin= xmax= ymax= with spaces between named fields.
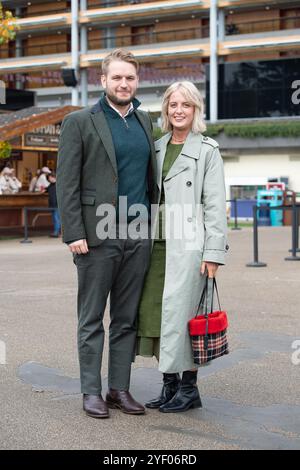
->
xmin=83 ymin=394 xmax=109 ymax=419
xmin=106 ymin=389 xmax=145 ymax=415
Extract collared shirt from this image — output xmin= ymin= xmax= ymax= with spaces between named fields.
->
xmin=105 ymin=98 xmax=134 ymax=118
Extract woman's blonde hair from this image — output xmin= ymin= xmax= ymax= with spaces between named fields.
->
xmin=161 ymin=81 xmax=206 ymax=134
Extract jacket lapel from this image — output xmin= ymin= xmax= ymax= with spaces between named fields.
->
xmin=164 ymin=132 xmax=201 ymax=181
xmin=90 ymin=104 xmax=118 ymax=175
xmin=135 ymin=110 xmax=157 ymax=182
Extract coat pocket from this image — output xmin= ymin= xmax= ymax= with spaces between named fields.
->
xmin=81 ymin=196 xmax=95 ymax=205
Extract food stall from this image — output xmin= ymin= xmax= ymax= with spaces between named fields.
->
xmin=0 ymin=105 xmax=81 ymax=230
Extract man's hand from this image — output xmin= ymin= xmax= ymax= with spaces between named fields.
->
xmin=200 ymin=261 xmax=219 ymax=278
xmin=69 ymin=239 xmax=89 ymax=255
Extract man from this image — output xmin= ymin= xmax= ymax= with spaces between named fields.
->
xmin=57 ymin=49 xmax=157 ymax=419
xmin=46 ymin=172 xmax=61 ymax=238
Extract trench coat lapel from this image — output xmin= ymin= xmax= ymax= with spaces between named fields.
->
xmin=155 ymin=132 xmax=170 ymax=191
xmin=157 ymin=132 xmax=201 ymax=183
xmin=90 ymin=105 xmax=118 ymax=175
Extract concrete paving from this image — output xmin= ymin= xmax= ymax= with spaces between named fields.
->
xmin=0 ymin=226 xmax=299 ymax=450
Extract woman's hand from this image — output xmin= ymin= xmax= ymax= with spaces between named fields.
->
xmin=201 ymin=261 xmax=219 ymax=278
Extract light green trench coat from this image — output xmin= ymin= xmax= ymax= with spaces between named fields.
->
xmin=153 ymin=131 xmax=228 ymax=373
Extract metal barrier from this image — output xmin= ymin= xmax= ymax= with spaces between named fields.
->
xmin=19 ymin=203 xmax=300 ymax=259
xmin=226 ymin=198 xmax=241 ymax=231
xmin=246 ymin=204 xmax=300 ymax=267
xmin=286 ymin=203 xmax=300 ymax=261
xmin=289 ymin=205 xmax=300 ymax=253
xmin=20 ymin=207 xmax=55 ymax=244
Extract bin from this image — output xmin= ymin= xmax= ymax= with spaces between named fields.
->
xmin=283 ymin=190 xmax=296 ymax=226
xmin=256 ymin=190 xmax=271 ymax=226
xmin=256 ymin=189 xmax=283 ymax=226
xmin=269 ymin=190 xmax=283 ymax=227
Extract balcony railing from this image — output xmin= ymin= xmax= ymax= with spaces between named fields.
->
xmin=1 ymin=14 xmax=299 ymax=59
xmin=13 ymin=6 xmax=71 ymax=19
xmin=0 ymin=26 xmax=207 ymax=58
xmin=89 ymin=26 xmax=208 ymax=49
xmin=12 ymin=0 xmax=161 ymax=18
xmin=0 ymin=41 xmax=70 ymax=59
xmin=87 ymin=0 xmax=163 ymax=8
xmin=226 ymin=15 xmax=300 ymax=36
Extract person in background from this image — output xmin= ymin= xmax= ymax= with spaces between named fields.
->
xmin=10 ymin=169 xmax=22 ymax=193
xmin=0 ymin=167 xmax=11 ymax=194
xmin=34 ymin=166 xmax=52 ymax=192
xmin=46 ymin=172 xmax=61 ymax=238
xmin=29 ymin=169 xmax=41 ymax=192
xmin=0 ymin=167 xmax=22 ymax=194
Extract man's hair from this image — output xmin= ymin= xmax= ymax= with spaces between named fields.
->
xmin=101 ymin=48 xmax=139 ymax=75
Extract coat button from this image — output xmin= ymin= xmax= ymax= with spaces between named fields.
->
xmin=186 ymin=181 xmax=192 ymax=187
xmin=187 ymin=217 xmax=193 ymax=222
xmin=226 ymin=244 xmax=229 ymax=251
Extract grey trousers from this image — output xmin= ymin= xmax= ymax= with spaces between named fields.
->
xmin=74 ymin=235 xmax=151 ymax=394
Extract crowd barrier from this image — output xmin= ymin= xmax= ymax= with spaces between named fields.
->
xmin=246 ymin=204 xmax=300 ymax=267
xmin=19 ymin=202 xmax=300 ymax=260
xmin=20 ymin=207 xmax=55 ymax=244
xmin=226 ymin=199 xmax=241 ymax=231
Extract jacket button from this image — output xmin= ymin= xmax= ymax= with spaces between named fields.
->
xmin=187 ymin=217 xmax=193 ymax=222
xmin=226 ymin=244 xmax=229 ymax=251
xmin=186 ymin=181 xmax=192 ymax=187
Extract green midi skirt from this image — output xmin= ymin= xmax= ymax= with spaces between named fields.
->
xmin=136 ymin=241 xmax=166 ymax=360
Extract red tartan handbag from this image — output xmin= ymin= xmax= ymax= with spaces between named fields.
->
xmin=188 ymin=277 xmax=229 ymax=364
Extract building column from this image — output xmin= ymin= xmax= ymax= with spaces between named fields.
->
xmin=209 ymin=0 xmax=218 ymax=122
xmin=105 ymin=27 xmax=115 ymax=49
xmin=80 ymin=0 xmax=88 ymax=106
xmin=15 ymin=7 xmax=23 ymax=90
xmin=104 ymin=1 xmax=115 ymax=48
xmin=71 ymin=0 xmax=79 ymax=105
xmin=218 ymin=8 xmax=225 ymax=67
xmin=218 ymin=8 xmax=225 ymax=41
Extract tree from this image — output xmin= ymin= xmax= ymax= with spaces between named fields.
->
xmin=0 ymin=2 xmax=19 ymax=45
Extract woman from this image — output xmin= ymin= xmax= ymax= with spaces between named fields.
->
xmin=137 ymin=81 xmax=227 ymax=413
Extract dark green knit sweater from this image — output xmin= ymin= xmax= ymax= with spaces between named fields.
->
xmin=101 ymin=96 xmax=151 ymax=221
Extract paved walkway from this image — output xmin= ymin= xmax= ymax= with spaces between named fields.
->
xmin=0 ymin=227 xmax=299 ymax=450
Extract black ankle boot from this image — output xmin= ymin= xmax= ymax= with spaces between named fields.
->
xmin=145 ymin=373 xmax=181 ymax=409
xmin=159 ymin=370 xmax=202 ymax=413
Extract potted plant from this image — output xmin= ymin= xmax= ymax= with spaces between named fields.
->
xmin=0 ymin=140 xmax=12 ymax=160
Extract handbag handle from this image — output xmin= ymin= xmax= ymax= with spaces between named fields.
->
xmin=195 ymin=276 xmax=221 ymax=318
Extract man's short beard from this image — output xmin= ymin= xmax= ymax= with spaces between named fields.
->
xmin=106 ymin=91 xmax=134 ymax=107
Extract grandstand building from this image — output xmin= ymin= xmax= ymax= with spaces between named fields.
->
xmin=1 ymin=0 xmax=300 ymax=206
